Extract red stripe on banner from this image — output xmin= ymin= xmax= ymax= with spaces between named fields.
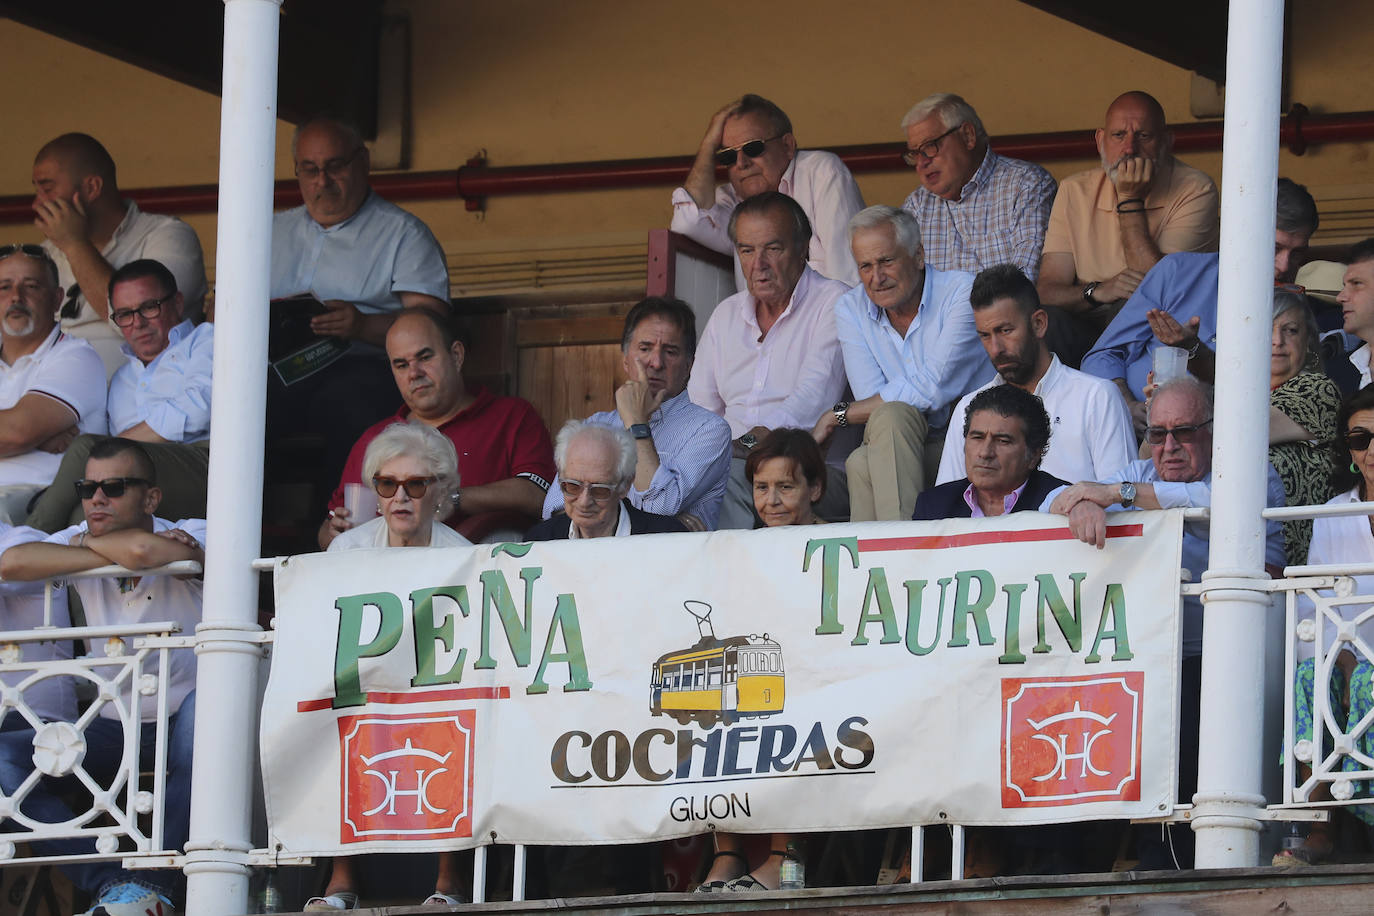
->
xmin=858 ymin=524 xmax=1143 ymax=552
xmin=296 ymin=686 xmax=511 ymax=712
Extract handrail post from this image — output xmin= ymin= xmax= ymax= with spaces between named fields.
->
xmin=183 ymin=1 xmax=281 ymax=913
xmin=1194 ymin=0 xmax=1286 ymax=868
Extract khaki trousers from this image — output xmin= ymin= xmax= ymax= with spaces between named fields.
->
xmin=845 ymin=402 xmax=942 ymax=521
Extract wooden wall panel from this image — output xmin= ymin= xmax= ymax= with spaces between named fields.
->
xmin=518 ymin=343 xmax=626 ymax=436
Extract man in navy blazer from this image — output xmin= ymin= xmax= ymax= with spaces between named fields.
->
xmin=913 ymin=385 xmax=1067 ymax=520
xmin=526 ymin=421 xmax=685 ymax=540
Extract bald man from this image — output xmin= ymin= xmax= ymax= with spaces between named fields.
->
xmin=1035 ymin=91 xmax=1218 ymax=365
xmin=31 ymin=133 xmax=208 ymax=374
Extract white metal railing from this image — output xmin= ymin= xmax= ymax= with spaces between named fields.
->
xmin=0 ymin=562 xmax=196 ymax=871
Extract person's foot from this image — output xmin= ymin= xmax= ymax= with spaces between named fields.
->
xmin=723 ymin=851 xmax=785 ymax=891
xmin=84 ymin=882 xmax=177 ymax=916
xmin=1272 ymin=829 xmax=1335 ymax=867
xmin=695 ymin=849 xmax=749 ymax=892
xmin=422 ymin=890 xmax=468 ymax=906
xmin=303 ymin=890 xmax=359 ymax=910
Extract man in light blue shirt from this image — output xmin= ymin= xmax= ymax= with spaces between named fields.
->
xmin=814 ymin=206 xmax=993 ymax=520
xmin=26 ymin=260 xmax=213 ymax=531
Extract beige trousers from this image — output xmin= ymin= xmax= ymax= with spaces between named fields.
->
xmin=845 ymin=402 xmax=943 ymax=521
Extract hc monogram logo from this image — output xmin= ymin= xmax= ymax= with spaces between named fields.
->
xmin=338 ymin=710 xmax=475 ymax=842
xmin=1001 ymin=673 xmax=1143 ymax=808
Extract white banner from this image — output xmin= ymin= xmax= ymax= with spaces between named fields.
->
xmin=261 ymin=511 xmax=1183 ymax=855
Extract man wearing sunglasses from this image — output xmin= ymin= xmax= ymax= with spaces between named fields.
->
xmin=1046 ymin=377 xmax=1284 ymax=868
xmin=26 ymin=259 xmax=214 ymax=532
xmin=526 ymin=422 xmax=685 ymax=540
xmin=899 ymin=93 xmax=1057 ymax=283
xmin=672 ymin=94 xmax=864 ymax=287
xmin=1037 ymin=91 xmax=1219 ymax=367
xmin=0 ymin=437 xmax=205 ymax=916
xmin=32 ymin=133 xmax=207 ymax=375
xmin=0 ymin=243 xmax=108 ymax=524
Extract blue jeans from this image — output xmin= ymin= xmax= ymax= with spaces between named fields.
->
xmin=0 ymin=690 xmax=196 ymax=898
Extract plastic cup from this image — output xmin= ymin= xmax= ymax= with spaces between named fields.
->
xmin=1152 ymin=346 xmax=1189 ymax=385
xmin=344 ymin=483 xmax=378 ymax=524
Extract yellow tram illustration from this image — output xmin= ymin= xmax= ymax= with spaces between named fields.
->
xmin=649 ymin=601 xmax=785 ymax=727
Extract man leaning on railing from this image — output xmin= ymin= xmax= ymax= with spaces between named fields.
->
xmin=0 ymin=437 xmax=204 ymax=916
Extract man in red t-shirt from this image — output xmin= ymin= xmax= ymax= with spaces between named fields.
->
xmin=317 ymin=309 xmax=554 ymax=548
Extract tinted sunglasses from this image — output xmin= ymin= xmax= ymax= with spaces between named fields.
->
xmin=1346 ymin=429 xmax=1374 ymax=452
xmin=715 ymin=135 xmax=783 ymax=168
xmin=0 ymin=243 xmax=48 ymax=262
xmin=74 ymin=477 xmax=150 ymax=499
xmin=1143 ymin=420 xmax=1213 ymax=446
xmin=372 ymin=475 xmax=436 ymax=498
xmin=559 ymin=479 xmax=618 ymax=502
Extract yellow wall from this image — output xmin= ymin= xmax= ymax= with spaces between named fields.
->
xmin=1 ymin=0 xmax=1371 ymax=293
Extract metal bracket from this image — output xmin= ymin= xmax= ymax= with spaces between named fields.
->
xmin=1134 ymin=803 xmax=1329 ymax=824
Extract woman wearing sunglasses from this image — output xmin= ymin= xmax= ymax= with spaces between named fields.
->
xmin=326 ymin=421 xmax=470 ymax=552
xmin=1276 ymin=386 xmax=1374 ymax=866
xmin=313 ymin=421 xmax=469 ymax=909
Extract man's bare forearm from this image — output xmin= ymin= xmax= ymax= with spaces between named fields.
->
xmin=0 ymin=542 xmax=107 ymax=581
xmin=458 ymin=477 xmax=547 ymax=518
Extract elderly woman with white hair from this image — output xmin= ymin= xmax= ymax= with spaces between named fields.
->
xmin=328 ymin=421 xmax=471 ymax=552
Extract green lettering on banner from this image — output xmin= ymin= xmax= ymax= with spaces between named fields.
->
xmin=948 ymin=570 xmax=995 ymax=648
xmin=902 ymin=579 xmax=944 ymax=657
xmin=528 ymin=593 xmax=594 ymax=694
xmin=333 ymin=592 xmax=404 ymax=708
xmin=410 ymin=586 xmax=470 ymax=688
xmin=1087 ymin=583 xmax=1134 ymax=662
xmin=475 ymin=567 xmax=541 ymax=669
xmin=852 ymin=568 xmax=900 ymax=646
xmin=999 ymin=582 xmax=1028 ymax=664
xmin=804 ymin=537 xmax=859 ymax=635
xmin=1034 ymin=572 xmax=1085 ymax=653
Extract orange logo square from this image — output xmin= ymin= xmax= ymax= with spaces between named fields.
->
xmin=1002 ymin=673 xmax=1143 ymax=808
xmin=338 ymin=710 xmax=475 ymax=842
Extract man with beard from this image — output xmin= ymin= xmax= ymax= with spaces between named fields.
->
xmin=938 ymin=264 xmax=1134 ymax=484
xmin=1035 ymin=91 xmax=1219 ymax=364
xmin=0 ymin=245 xmax=107 ymax=522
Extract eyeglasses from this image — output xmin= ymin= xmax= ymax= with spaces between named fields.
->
xmin=74 ymin=477 xmax=150 ymax=499
xmin=559 ymin=479 xmax=618 ymax=503
xmin=294 ymin=148 xmax=364 ymax=181
xmin=0 ymin=243 xmax=49 ymax=263
xmin=1144 ymin=420 xmax=1214 ymax=445
xmin=111 ymin=293 xmax=174 ymax=327
xmin=1345 ymin=429 xmax=1374 ymax=452
xmin=902 ymin=124 xmax=963 ymax=166
xmin=372 ymin=475 xmax=436 ymax=498
xmin=715 ymin=135 xmax=784 ymax=168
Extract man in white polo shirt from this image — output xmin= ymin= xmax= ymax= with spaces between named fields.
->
xmin=938 ymin=264 xmax=1135 ymax=485
xmin=0 ymin=244 xmax=107 ymax=523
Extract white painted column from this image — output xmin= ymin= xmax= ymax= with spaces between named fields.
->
xmin=1193 ymin=0 xmax=1285 ymax=868
xmin=183 ymin=1 xmax=281 ymax=912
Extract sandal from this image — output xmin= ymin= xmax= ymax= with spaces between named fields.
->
xmin=1272 ymin=830 xmax=1334 ymax=867
xmin=304 ymin=891 xmax=359 ymax=911
xmin=695 ymin=849 xmax=749 ymax=892
xmin=723 ymin=849 xmax=790 ymax=892
xmin=422 ymin=891 xmax=468 ymax=905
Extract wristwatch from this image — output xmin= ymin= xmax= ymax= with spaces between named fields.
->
xmin=1082 ymin=282 xmax=1103 ymax=307
xmin=739 ymin=433 xmax=758 ymax=450
xmin=833 ymin=401 xmax=850 ymax=428
xmin=629 ymin=423 xmax=652 ymax=440
xmin=1118 ymin=482 xmax=1137 ymax=509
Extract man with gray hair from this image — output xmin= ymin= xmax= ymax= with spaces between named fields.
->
xmin=525 ymin=421 xmax=687 ymax=539
xmin=672 ymin=93 xmax=865 ymax=286
xmin=900 ymin=93 xmax=1056 ymax=281
xmin=815 ymin=205 xmax=994 ymax=521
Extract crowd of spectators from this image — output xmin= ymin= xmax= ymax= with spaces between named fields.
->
xmin=4 ymin=87 xmax=1374 ymax=912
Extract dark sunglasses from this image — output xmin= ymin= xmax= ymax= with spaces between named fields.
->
xmin=1345 ymin=429 xmax=1374 ymax=452
xmin=715 ymin=135 xmax=783 ymax=168
xmin=74 ymin=477 xmax=150 ymax=499
xmin=111 ymin=293 xmax=174 ymax=327
xmin=902 ymin=124 xmax=963 ymax=167
xmin=1144 ymin=420 xmax=1213 ymax=446
xmin=0 ymin=243 xmax=48 ymax=262
xmin=372 ymin=475 xmax=436 ymax=498
xmin=559 ymin=479 xmax=618 ymax=503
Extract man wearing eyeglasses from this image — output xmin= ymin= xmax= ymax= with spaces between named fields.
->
xmin=0 ymin=437 xmax=204 ymax=916
xmin=526 ymin=422 xmax=686 ymax=540
xmin=1036 ymin=92 xmax=1219 ymax=367
xmin=0 ymin=244 xmax=108 ymax=524
xmin=899 ymin=93 xmax=1056 ymax=283
xmin=26 ymin=259 xmax=214 ymax=532
xmin=31 ymin=133 xmax=207 ymax=376
xmin=270 ymin=116 xmax=452 ymax=520
xmin=672 ymin=94 xmax=864 ymax=287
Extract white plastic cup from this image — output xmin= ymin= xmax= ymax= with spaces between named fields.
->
xmin=1152 ymin=346 xmax=1189 ymax=385
xmin=344 ymin=483 xmax=379 ymax=524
